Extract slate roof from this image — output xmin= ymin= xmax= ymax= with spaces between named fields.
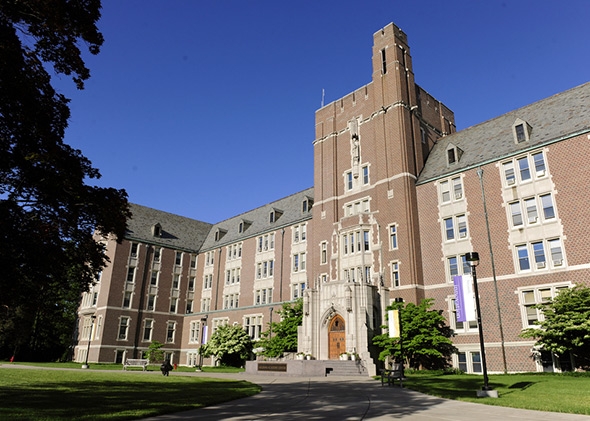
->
xmin=126 ymin=203 xmax=213 ymax=252
xmin=199 ymin=187 xmax=314 ymax=252
xmin=417 ymin=81 xmax=590 ymax=184
xmin=125 ymin=187 xmax=314 ymax=253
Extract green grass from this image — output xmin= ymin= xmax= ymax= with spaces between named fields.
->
xmin=402 ymin=371 xmax=590 ymax=415
xmin=0 ymin=365 xmax=260 ymax=420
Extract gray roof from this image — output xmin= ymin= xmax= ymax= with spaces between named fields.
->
xmin=126 ymin=203 xmax=213 ymax=252
xmin=199 ymin=187 xmax=314 ymax=251
xmin=126 ymin=187 xmax=314 ymax=252
xmin=417 ymin=81 xmax=590 ymax=184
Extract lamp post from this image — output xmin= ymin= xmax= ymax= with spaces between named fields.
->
xmin=394 ymin=297 xmax=405 ymax=381
xmin=465 ymin=252 xmax=497 ymax=398
xmin=269 ymin=307 xmax=274 ymax=339
xmin=198 ymin=315 xmax=208 ymax=371
xmin=81 ymin=315 xmax=96 ymax=369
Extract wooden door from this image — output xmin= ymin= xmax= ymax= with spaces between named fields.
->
xmin=328 ymin=315 xmax=345 ymax=360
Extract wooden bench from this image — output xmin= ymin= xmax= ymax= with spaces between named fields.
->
xmin=381 ymin=365 xmax=403 ymax=387
xmin=123 ymin=358 xmax=149 ymax=371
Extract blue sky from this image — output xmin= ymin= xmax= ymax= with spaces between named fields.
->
xmin=58 ymin=0 xmax=590 ymax=223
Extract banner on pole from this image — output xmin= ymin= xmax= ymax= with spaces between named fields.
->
xmin=388 ymin=309 xmax=400 ymax=338
xmin=454 ymin=275 xmax=476 ymax=322
xmin=202 ymin=326 xmax=208 ymax=344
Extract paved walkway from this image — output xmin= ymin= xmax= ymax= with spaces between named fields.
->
xmin=139 ymin=372 xmax=590 ymax=421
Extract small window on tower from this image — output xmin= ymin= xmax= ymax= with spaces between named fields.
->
xmin=381 ymin=49 xmax=387 ymax=74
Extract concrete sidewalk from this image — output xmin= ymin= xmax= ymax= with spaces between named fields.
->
xmin=140 ymin=372 xmax=590 ymax=421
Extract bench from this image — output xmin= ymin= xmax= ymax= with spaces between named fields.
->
xmin=123 ymin=358 xmax=149 ymax=371
xmin=381 ymin=365 xmax=403 ymax=387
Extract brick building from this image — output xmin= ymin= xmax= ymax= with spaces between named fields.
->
xmin=75 ymin=22 xmax=590 ymax=374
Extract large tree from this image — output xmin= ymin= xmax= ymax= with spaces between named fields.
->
xmin=0 ymin=1 xmax=130 ymax=361
xmin=373 ymin=299 xmax=457 ymax=370
xmin=258 ymin=299 xmax=303 ymax=358
xmin=521 ymin=285 xmax=590 ymax=370
xmin=200 ymin=324 xmax=253 ymax=367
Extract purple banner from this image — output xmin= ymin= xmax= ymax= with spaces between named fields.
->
xmin=453 ymin=275 xmax=467 ymax=322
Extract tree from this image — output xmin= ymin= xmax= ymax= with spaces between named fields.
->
xmin=0 ymin=1 xmax=130 ymax=361
xmin=372 ymin=299 xmax=457 ymax=370
xmin=258 ymin=299 xmax=303 ymax=358
xmin=144 ymin=341 xmax=165 ymax=364
xmin=200 ymin=324 xmax=253 ymax=367
xmin=521 ymin=285 xmax=590 ymax=370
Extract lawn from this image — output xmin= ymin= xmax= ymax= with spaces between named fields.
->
xmin=0 ymin=364 xmax=260 ymax=420
xmin=402 ymin=371 xmax=590 ymax=415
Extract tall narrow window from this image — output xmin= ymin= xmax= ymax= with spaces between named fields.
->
xmin=390 ymin=225 xmax=398 ymax=249
xmin=541 ymin=194 xmax=555 ymax=219
xmin=518 ymin=157 xmax=531 ymax=181
xmin=457 ymin=215 xmax=467 ymax=238
xmin=517 ymin=245 xmax=530 ymax=271
xmin=362 ymin=166 xmax=369 ymax=185
xmin=510 ymin=202 xmax=523 ymax=226
xmin=440 ymin=181 xmax=450 ymax=202
xmin=532 ymin=242 xmax=546 ymax=268
xmin=448 ymin=257 xmax=458 ymax=277
xmin=444 ymin=218 xmax=454 ymax=240
xmin=391 ymin=262 xmax=400 ymax=287
xmin=321 ymin=242 xmax=327 ymax=264
xmin=533 ymin=152 xmax=546 ymax=176
xmin=503 ymin=161 xmax=516 ymax=185
xmin=381 ymin=48 xmax=387 ymax=74
xmin=452 ymin=177 xmax=462 ymax=199
xmin=549 ymin=239 xmax=563 ymax=266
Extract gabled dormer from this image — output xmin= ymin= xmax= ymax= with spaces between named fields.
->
xmin=269 ymin=208 xmax=283 ymax=223
xmin=302 ymin=196 xmax=314 ymax=213
xmin=151 ymin=223 xmax=162 ymax=237
xmin=214 ymin=228 xmax=227 ymax=242
xmin=513 ymin=118 xmax=532 ymax=144
xmin=446 ymin=143 xmax=463 ymax=166
xmin=238 ymin=219 xmax=252 ymax=234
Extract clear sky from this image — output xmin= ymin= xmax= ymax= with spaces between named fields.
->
xmin=57 ymin=0 xmax=590 ymax=224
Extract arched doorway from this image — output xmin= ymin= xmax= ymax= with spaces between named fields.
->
xmin=328 ymin=315 xmax=345 ymax=360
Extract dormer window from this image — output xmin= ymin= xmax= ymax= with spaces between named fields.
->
xmin=238 ymin=219 xmax=251 ymax=234
xmin=513 ymin=119 xmax=532 ymax=144
xmin=446 ymin=143 xmax=463 ymax=166
xmin=152 ymin=223 xmax=162 ymax=237
xmin=302 ymin=197 xmax=313 ymax=213
xmin=269 ymin=208 xmax=283 ymax=223
xmin=214 ymin=228 xmax=227 ymax=242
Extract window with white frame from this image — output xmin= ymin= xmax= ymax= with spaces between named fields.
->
xmin=130 ymin=242 xmax=139 ymax=258
xmin=126 ymin=266 xmax=136 ymax=283
xmin=443 ymin=214 xmax=467 ymax=241
xmin=509 ymin=194 xmax=555 ymax=228
xmin=227 ymin=243 xmax=242 ymax=261
xmin=223 ymin=293 xmax=239 ymax=309
xmin=153 ymin=247 xmax=161 ymax=263
xmin=450 ymin=298 xmax=477 ymax=333
xmin=447 ymin=255 xmax=471 ymax=281
xmin=257 ymin=233 xmax=275 ymax=252
xmin=203 ymin=274 xmax=213 ymax=290
xmin=172 ymin=274 xmax=180 ymax=289
xmin=255 ymin=288 xmax=273 ymax=305
xmin=175 ymin=251 xmax=183 ymax=266
xmin=81 ymin=316 xmax=94 ymax=341
xmin=150 ymin=270 xmax=159 ymax=286
xmin=439 ymin=177 xmax=463 ymax=203
xmin=256 ymin=260 xmax=274 ymax=279
xmin=201 ymin=297 xmax=211 ymax=312
xmin=244 ymin=315 xmax=263 ymax=340
xmin=519 ymin=284 xmax=569 ymax=327
xmin=189 ymin=321 xmax=201 ymax=343
xmin=343 ymin=265 xmax=371 ymax=283
xmin=225 ymin=268 xmax=241 ymax=284
xmin=292 ymin=282 xmax=306 ymax=299
xmin=345 ymin=198 xmax=370 ymax=216
xmin=515 ymin=239 xmax=564 ymax=272
xmin=170 ymin=297 xmax=178 ymax=313
xmin=146 ymin=294 xmax=156 ymax=311
xmin=143 ymin=319 xmax=153 ymax=341
xmin=166 ymin=321 xmax=176 ymax=343
xmin=342 ymin=230 xmax=370 ymax=255
xmin=345 ymin=171 xmax=353 ymax=190
xmin=457 ymin=351 xmax=482 ymax=373
xmin=292 ymin=252 xmax=306 ymax=272
xmin=188 ymin=276 xmax=195 ymax=292
xmin=122 ymin=291 xmax=132 ymax=308
xmin=118 ymin=317 xmax=129 ymax=340
xmin=190 ymin=254 xmax=197 ymax=269
xmin=212 ymin=318 xmax=229 ymax=334
xmin=391 ymin=262 xmax=400 ymax=288
xmin=186 ymin=299 xmax=193 ymax=314
xmin=389 ymin=224 xmax=398 ymax=249
xmin=362 ymin=165 xmax=369 ymax=185
xmin=187 ymin=352 xmax=199 ymax=367
xmin=205 ymin=251 xmax=215 ymax=267
xmin=293 ymin=223 xmax=307 ymax=243
xmin=320 ymin=242 xmax=328 ymax=265
xmin=502 ymin=152 xmax=547 ymax=186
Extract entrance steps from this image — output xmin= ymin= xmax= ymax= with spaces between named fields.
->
xmin=324 ymin=360 xmax=368 ymax=376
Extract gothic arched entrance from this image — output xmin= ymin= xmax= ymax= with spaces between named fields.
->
xmin=328 ymin=315 xmax=345 ymax=360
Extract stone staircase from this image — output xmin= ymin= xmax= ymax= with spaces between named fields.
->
xmin=323 ymin=360 xmax=368 ymax=376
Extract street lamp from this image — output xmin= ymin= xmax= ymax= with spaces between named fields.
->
xmin=269 ymin=307 xmax=274 ymax=339
xmin=81 ymin=315 xmax=96 ymax=369
xmin=197 ymin=315 xmax=208 ymax=371
xmin=465 ymin=252 xmax=497 ymax=398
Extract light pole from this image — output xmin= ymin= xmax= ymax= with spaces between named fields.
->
xmin=81 ymin=315 xmax=96 ymax=369
xmin=198 ymin=315 xmax=208 ymax=371
xmin=269 ymin=307 xmax=274 ymax=339
xmin=465 ymin=252 xmax=497 ymax=398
